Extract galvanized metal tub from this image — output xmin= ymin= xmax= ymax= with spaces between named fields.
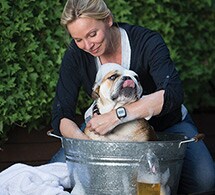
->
xmin=59 ymin=133 xmax=190 ymax=195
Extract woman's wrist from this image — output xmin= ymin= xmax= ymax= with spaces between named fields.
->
xmin=114 ymin=107 xmax=129 ymax=125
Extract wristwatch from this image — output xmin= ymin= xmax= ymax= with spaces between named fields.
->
xmin=116 ymin=107 xmax=127 ymax=120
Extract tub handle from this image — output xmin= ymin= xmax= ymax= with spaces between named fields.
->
xmin=47 ymin=129 xmax=62 ymax=140
xmin=47 ymin=130 xmax=205 ymax=148
xmin=178 ymin=133 xmax=205 ymax=148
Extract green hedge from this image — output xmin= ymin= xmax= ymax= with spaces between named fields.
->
xmin=0 ymin=0 xmax=67 ymax=142
xmin=1 ymin=0 xmax=215 ymax=142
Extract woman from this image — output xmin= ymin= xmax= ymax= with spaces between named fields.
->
xmin=51 ymin=0 xmax=215 ymax=193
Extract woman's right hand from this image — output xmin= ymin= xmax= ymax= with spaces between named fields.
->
xmin=60 ymin=118 xmax=91 ymax=140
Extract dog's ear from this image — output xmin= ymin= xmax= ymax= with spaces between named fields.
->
xmin=91 ymin=83 xmax=100 ymax=99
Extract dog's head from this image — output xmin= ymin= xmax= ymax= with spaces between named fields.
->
xmin=92 ymin=63 xmax=143 ymax=107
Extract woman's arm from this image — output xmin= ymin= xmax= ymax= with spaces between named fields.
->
xmin=125 ymin=90 xmax=164 ymax=121
xmin=60 ymin=118 xmax=90 ymax=139
xmin=86 ymin=90 xmax=164 ymax=135
xmin=52 ymin=42 xmax=85 ymax=137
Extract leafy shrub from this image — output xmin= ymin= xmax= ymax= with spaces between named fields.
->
xmin=0 ymin=0 xmax=67 ymax=142
xmin=0 ymin=0 xmax=215 ymax=142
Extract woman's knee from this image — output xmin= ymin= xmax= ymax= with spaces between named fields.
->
xmin=192 ymin=165 xmax=215 ymax=192
xmin=180 ymin=140 xmax=215 ymax=193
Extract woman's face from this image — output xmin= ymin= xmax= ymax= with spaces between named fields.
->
xmin=67 ymin=17 xmax=113 ymax=57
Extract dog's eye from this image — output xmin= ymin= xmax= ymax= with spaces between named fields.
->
xmin=108 ymin=74 xmax=118 ymax=81
xmin=134 ymin=75 xmax=140 ymax=82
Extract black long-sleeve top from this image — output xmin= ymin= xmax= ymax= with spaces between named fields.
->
xmin=52 ymin=23 xmax=184 ymax=136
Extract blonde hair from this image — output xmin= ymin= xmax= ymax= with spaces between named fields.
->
xmin=61 ymin=0 xmax=113 ymax=27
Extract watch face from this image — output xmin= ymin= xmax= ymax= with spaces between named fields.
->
xmin=116 ymin=107 xmax=127 ymax=119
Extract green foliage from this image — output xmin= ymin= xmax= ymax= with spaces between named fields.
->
xmin=0 ymin=0 xmax=67 ymax=141
xmin=0 ymin=0 xmax=215 ymax=142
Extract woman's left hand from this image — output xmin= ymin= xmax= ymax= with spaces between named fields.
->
xmin=86 ymin=111 xmax=120 ymax=135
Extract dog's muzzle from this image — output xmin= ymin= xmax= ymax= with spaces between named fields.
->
xmin=111 ymin=76 xmax=141 ymax=102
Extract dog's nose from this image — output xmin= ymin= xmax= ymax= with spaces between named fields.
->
xmin=123 ymin=76 xmax=131 ymax=80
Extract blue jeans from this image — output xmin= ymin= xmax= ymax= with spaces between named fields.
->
xmin=164 ymin=114 xmax=215 ymax=193
xmin=49 ymin=114 xmax=215 ymax=193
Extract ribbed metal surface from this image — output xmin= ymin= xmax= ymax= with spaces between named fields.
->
xmin=62 ymin=133 xmax=187 ymax=195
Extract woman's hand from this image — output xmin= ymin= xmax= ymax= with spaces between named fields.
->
xmin=86 ymin=111 xmax=120 ymax=135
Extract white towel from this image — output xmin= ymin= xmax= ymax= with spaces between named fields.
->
xmin=0 ymin=162 xmax=71 ymax=195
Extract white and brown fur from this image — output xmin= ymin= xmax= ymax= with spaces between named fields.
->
xmin=84 ymin=63 xmax=157 ymax=142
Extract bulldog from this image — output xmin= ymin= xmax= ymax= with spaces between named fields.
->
xmin=84 ymin=63 xmax=157 ymax=142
